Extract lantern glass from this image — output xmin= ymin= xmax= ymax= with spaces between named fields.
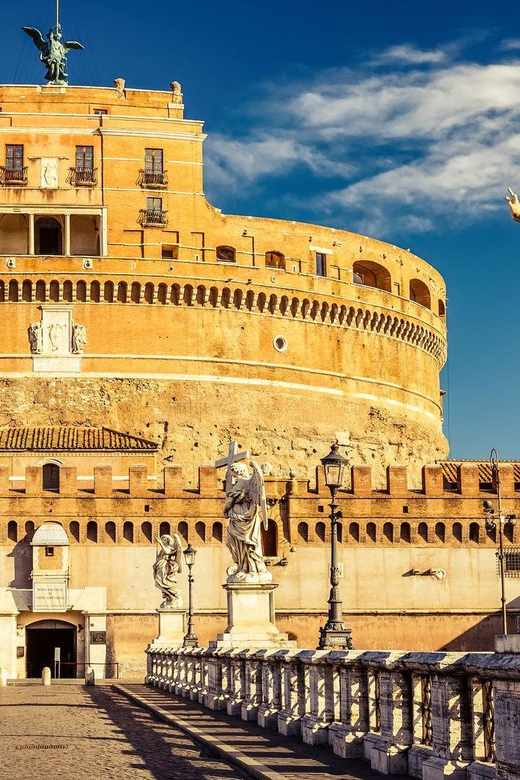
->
xmin=320 ymin=443 xmax=347 ymax=490
xmin=184 ymin=544 xmax=196 ymax=567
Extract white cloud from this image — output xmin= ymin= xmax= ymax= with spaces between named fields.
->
xmin=500 ymin=38 xmax=520 ymax=51
xmin=369 ymin=44 xmax=448 ymax=66
xmin=204 ymin=42 xmax=520 ymax=236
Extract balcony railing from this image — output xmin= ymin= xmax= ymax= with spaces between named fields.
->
xmin=69 ymin=167 xmax=98 ymax=186
xmin=138 ymin=169 xmax=168 ymax=188
xmin=138 ymin=208 xmax=168 ymax=227
xmin=0 ymin=166 xmax=28 ymax=186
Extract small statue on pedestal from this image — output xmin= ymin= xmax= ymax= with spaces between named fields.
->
xmin=223 ymin=459 xmax=272 ymax=584
xmin=153 ymin=534 xmax=183 ymax=608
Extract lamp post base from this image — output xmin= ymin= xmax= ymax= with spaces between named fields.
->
xmin=318 ymin=624 xmax=353 ymax=650
xmin=183 ymin=633 xmax=199 ymax=648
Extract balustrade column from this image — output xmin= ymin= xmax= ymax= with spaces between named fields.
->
xmin=258 ymin=650 xmax=282 ymax=728
xmin=241 ymin=652 xmax=263 ymax=722
xmin=329 ymin=655 xmax=370 ymax=758
xmin=301 ymin=651 xmax=335 ymax=746
xmin=226 ymin=651 xmax=246 ymax=716
xmin=368 ymin=668 xmax=413 ymax=775
xmin=422 ymin=674 xmax=474 ymax=780
xmin=278 ymin=651 xmax=305 ymax=736
xmin=206 ymin=651 xmax=227 ymax=711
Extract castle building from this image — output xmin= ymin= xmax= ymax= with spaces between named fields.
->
xmin=0 ymin=80 xmax=514 ymax=679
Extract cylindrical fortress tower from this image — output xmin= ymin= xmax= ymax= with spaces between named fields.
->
xmin=0 ymin=84 xmax=448 ymax=485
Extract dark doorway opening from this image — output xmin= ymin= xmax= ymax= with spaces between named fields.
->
xmin=261 ymin=519 xmax=278 ymax=557
xmin=26 ymin=619 xmax=77 ymax=678
xmin=43 ymin=463 xmax=60 ymax=491
xmin=36 ymin=217 xmax=62 ymax=255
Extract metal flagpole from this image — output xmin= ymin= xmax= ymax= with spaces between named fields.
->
xmin=56 ymin=0 xmax=60 ymax=28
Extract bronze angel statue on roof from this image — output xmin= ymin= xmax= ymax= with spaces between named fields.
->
xmin=223 ymin=459 xmax=272 ymax=584
xmin=22 ymin=24 xmax=84 ymax=85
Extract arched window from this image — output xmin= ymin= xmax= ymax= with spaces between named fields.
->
xmin=159 ymin=522 xmax=171 ymax=537
xmin=144 ymin=283 xmax=154 ymax=304
xmin=87 ymin=521 xmax=98 ymax=542
xmin=298 ymin=522 xmax=309 ymax=542
xmin=400 ymin=522 xmax=411 ymax=543
xmin=35 ymin=280 xmax=46 ymax=302
xmin=337 ymin=523 xmax=343 ymax=543
xmin=316 ymin=522 xmax=326 ymax=543
xmin=435 ymin=522 xmax=445 ymax=543
xmin=418 ymin=522 xmax=428 ymax=543
xmin=261 ymin=519 xmax=278 ymax=556
xmin=141 ymin=522 xmax=152 ymax=543
xmin=216 ymin=245 xmax=236 ymax=263
xmin=265 ymin=251 xmax=285 ymax=269
xmin=22 ymin=280 xmax=32 ymax=302
xmin=409 ymin=279 xmax=431 ymax=309
xmin=212 ymin=522 xmax=223 ymax=542
xmin=131 ymin=282 xmax=140 ymax=303
xmin=90 ymin=281 xmax=100 ymax=302
xmin=105 ymin=521 xmax=116 ymax=543
xmin=353 ymin=261 xmax=391 ymax=292
xmin=505 ymin=524 xmax=514 ymax=543
xmin=158 ymin=284 xmax=168 ymax=305
xmin=195 ymin=521 xmax=205 ymax=542
xmin=49 ymin=280 xmax=59 ymax=302
xmin=63 ymin=280 xmax=73 ymax=302
xmin=349 ymin=522 xmax=359 ymax=542
xmin=366 ymin=522 xmax=376 ymax=542
xmin=123 ymin=522 xmax=134 ymax=542
xmin=178 ymin=521 xmax=188 ymax=543
xmin=383 ymin=522 xmax=394 ymax=543
xmin=70 ymin=521 xmax=80 ymax=542
xmin=469 ymin=523 xmax=480 ymax=544
xmin=438 ymin=299 xmax=446 ymax=319
xmin=43 ymin=463 xmax=60 ymax=491
xmin=8 ymin=280 xmax=18 ymax=302
xmin=104 ymin=281 xmax=114 ymax=302
xmin=76 ymin=280 xmax=87 ymax=302
xmin=7 ymin=520 xmax=17 ymax=542
xmin=117 ymin=282 xmax=127 ymax=303
xmin=486 ymin=523 xmax=496 ymax=543
xmin=452 ymin=522 xmax=462 ymax=543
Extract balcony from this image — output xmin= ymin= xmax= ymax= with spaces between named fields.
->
xmin=0 ymin=166 xmax=28 ymax=186
xmin=69 ymin=167 xmax=98 ymax=187
xmin=138 ymin=169 xmax=168 ymax=188
xmin=138 ymin=208 xmax=168 ymax=227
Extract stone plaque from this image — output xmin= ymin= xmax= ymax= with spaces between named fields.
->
xmin=41 ymin=158 xmax=58 ymax=189
xmin=17 ymin=646 xmax=24 ymax=658
xmin=32 ymin=579 xmax=67 ymax=612
xmin=90 ymin=631 xmax=106 ymax=645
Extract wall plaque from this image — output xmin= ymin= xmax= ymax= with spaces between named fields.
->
xmin=90 ymin=631 xmax=106 ymax=645
xmin=32 ymin=579 xmax=67 ymax=612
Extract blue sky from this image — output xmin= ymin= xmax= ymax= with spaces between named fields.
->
xmin=4 ymin=0 xmax=520 ymax=461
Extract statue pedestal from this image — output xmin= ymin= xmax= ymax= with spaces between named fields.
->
xmin=210 ymin=583 xmax=295 ymax=649
xmin=150 ymin=608 xmax=186 ymax=648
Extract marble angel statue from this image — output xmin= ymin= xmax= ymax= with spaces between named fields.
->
xmin=153 ymin=533 xmax=183 ymax=608
xmin=506 ymin=187 xmax=520 ymax=222
xmin=224 ymin=460 xmax=272 ymax=583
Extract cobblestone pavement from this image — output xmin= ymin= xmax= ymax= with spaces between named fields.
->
xmin=0 ymin=683 xmax=249 ymax=780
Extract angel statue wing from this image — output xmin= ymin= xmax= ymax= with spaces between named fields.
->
xmin=21 ymin=27 xmax=47 ymax=52
xmin=172 ymin=533 xmax=183 ymax=573
xmin=64 ymin=41 xmax=85 ymax=52
xmin=249 ymin=460 xmax=269 ymax=530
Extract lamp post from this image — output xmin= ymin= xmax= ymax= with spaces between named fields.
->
xmin=318 ymin=442 xmax=353 ymax=650
xmin=483 ymin=448 xmax=517 ymax=636
xmin=183 ymin=544 xmax=198 ymax=647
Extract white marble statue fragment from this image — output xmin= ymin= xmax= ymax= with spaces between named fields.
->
xmin=224 ymin=459 xmax=272 ymax=584
xmin=506 ymin=187 xmax=520 ymax=222
xmin=153 ymin=533 xmax=184 ymax=608
xmin=28 ymin=322 xmax=43 ymax=354
xmin=71 ymin=322 xmax=87 ymax=354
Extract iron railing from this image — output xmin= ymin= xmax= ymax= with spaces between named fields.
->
xmin=138 ymin=208 xmax=168 ymax=226
xmin=69 ymin=167 xmax=98 ymax=186
xmin=0 ymin=166 xmax=28 ymax=185
xmin=139 ymin=169 xmax=168 ymax=187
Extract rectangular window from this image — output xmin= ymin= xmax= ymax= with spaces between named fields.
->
xmin=93 ymin=108 xmax=108 ymax=115
xmin=505 ymin=548 xmax=520 ymax=576
xmin=145 ymin=148 xmax=163 ymax=174
xmin=6 ymin=144 xmax=23 ymax=171
xmin=75 ymin=146 xmax=94 ymax=171
xmin=316 ymin=252 xmax=327 ymax=277
xmin=45 ymin=546 xmax=55 ymax=557
xmin=147 ymin=196 xmax=162 ymax=213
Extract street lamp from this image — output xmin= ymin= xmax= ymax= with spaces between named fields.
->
xmin=318 ymin=442 xmax=353 ymax=650
xmin=483 ymin=448 xmax=517 ymax=636
xmin=183 ymin=544 xmax=199 ymax=647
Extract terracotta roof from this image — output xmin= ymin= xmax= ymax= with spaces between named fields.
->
xmin=0 ymin=427 xmax=158 ymax=452
xmin=440 ymin=460 xmax=520 ymax=484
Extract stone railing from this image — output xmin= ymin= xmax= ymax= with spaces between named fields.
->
xmin=145 ymin=646 xmax=520 ymax=780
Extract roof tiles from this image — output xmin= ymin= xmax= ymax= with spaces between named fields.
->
xmin=0 ymin=426 xmax=158 ymax=452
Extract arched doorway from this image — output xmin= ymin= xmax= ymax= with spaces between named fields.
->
xmin=25 ymin=619 xmax=77 ymax=678
xmin=35 ymin=217 xmax=62 ymax=255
